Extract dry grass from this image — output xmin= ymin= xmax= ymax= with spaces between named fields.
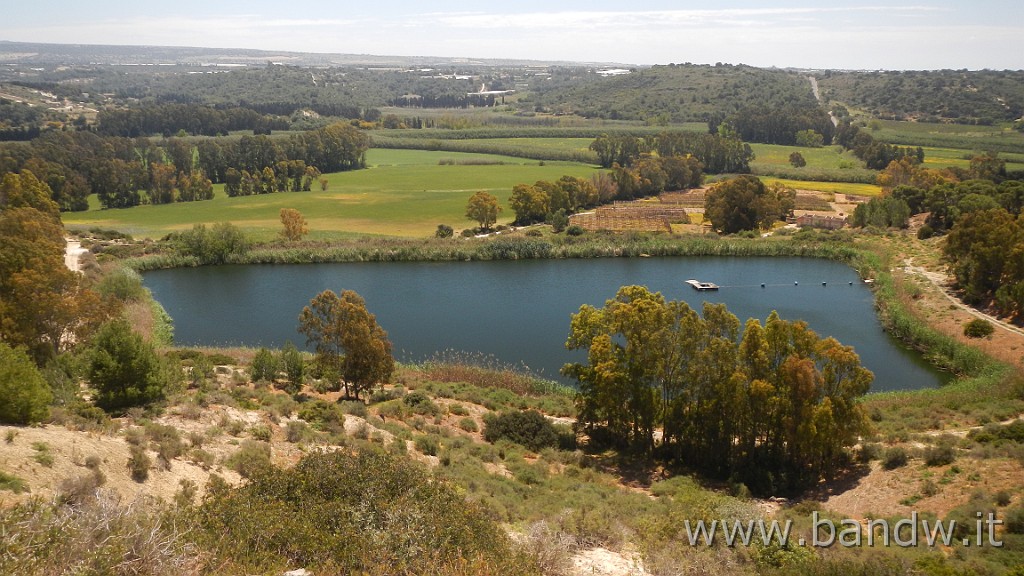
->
xmin=0 ymin=491 xmax=200 ymax=576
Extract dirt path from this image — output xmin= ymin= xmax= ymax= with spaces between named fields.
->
xmin=903 ymin=258 xmax=1024 ymax=338
xmin=64 ymin=238 xmax=88 ymax=272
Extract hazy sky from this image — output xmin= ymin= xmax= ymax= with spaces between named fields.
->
xmin=3 ymin=1 xmax=1022 ymax=70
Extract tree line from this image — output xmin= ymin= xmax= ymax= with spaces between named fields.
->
xmin=833 ymin=122 xmax=924 ymax=170
xmin=0 ymin=122 xmax=369 ymax=210
xmin=849 ymin=152 xmax=1024 ymax=317
xmin=95 ymin=103 xmax=291 ymax=137
xmin=711 ymin=104 xmax=835 ymax=147
xmin=565 ymin=286 xmax=872 ymax=494
xmin=589 ymin=132 xmax=753 ymax=174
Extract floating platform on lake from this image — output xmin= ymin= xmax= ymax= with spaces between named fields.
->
xmin=685 ymin=279 xmax=719 ymax=291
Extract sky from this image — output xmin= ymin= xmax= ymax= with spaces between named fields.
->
xmin=2 ymin=1 xmax=1022 ymax=70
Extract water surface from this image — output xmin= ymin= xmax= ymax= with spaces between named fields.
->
xmin=144 ymin=257 xmax=946 ymax=392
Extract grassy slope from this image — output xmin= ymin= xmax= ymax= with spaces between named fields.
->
xmin=63 ymin=149 xmax=599 ymax=240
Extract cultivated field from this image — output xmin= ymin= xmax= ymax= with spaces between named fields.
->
xmin=63 ymin=149 xmax=599 ymax=240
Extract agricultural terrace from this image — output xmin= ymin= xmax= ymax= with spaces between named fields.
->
xmin=63 ymin=149 xmax=599 ymax=240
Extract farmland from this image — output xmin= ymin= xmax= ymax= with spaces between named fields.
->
xmin=63 ymin=149 xmax=600 ymax=240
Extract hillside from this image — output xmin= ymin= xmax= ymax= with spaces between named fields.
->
xmin=818 ymin=69 xmax=1024 ymax=124
xmin=520 ymin=63 xmax=820 ymax=122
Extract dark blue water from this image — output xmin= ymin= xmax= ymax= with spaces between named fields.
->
xmin=143 ymin=257 xmax=947 ymax=392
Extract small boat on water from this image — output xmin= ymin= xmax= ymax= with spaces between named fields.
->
xmin=685 ymin=279 xmax=719 ymax=291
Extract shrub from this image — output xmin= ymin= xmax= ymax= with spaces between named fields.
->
xmin=32 ymin=442 xmax=53 ymax=467
xmin=882 ymin=447 xmax=909 ymax=470
xmin=145 ymin=423 xmax=186 ymax=469
xmin=280 ymin=341 xmax=305 ymax=394
xmin=338 ymin=400 xmax=368 ymax=418
xmin=285 ymin=420 xmax=314 ymax=443
xmin=402 ymin=390 xmax=441 ymax=416
xmin=860 ymin=442 xmax=883 ymax=462
xmin=0 ymin=342 xmax=52 ymax=425
xmin=459 ymin=417 xmax=479 ymax=433
xmin=95 ymin=267 xmax=146 ymax=302
xmin=249 ymin=347 xmax=279 ymax=382
xmin=249 ymin=424 xmax=272 ymax=442
xmin=548 ymin=210 xmax=569 ymax=233
xmin=917 ymin=224 xmax=935 ymax=239
xmin=565 ymin=225 xmax=585 ymax=236
xmin=196 ymin=449 xmax=534 ymax=574
xmin=924 ymin=444 xmax=956 ymax=466
xmin=89 ymin=318 xmax=167 ymax=413
xmin=963 ymin=318 xmax=995 ymax=339
xmin=127 ymin=445 xmax=151 ymax=482
xmin=298 ymin=399 xmax=345 ymax=432
xmin=225 ymin=440 xmax=272 ymax=479
xmin=483 ymin=410 xmax=560 ymax=452
xmin=415 ymin=435 xmax=440 ymax=456
xmin=0 ymin=471 xmax=29 ymax=493
xmin=435 ymin=224 xmax=454 ymax=238
xmin=1006 ymin=505 xmax=1024 ymax=534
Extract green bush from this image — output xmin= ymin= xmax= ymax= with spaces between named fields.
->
xmin=297 ymin=399 xmax=345 ymax=432
xmin=225 ymin=440 xmax=272 ymax=479
xmin=95 ymin=267 xmax=146 ymax=302
xmin=0 ymin=343 xmax=52 ymax=425
xmin=249 ymin=347 xmax=278 ymax=382
xmin=459 ymin=417 xmax=479 ymax=433
xmin=414 ymin=435 xmax=439 ymax=456
xmin=882 ymin=446 xmax=909 ymax=470
xmin=924 ymin=444 xmax=956 ymax=466
xmin=402 ymin=390 xmax=441 ymax=416
xmin=88 ymin=318 xmax=167 ymax=413
xmin=279 ymin=341 xmax=305 ymax=394
xmin=483 ymin=410 xmax=560 ymax=452
xmin=196 ymin=448 xmax=535 ymax=574
xmin=1006 ymin=505 xmax=1024 ymax=534
xmin=0 ymin=470 xmax=29 ymax=493
xmin=963 ymin=318 xmax=995 ymax=339
xmin=127 ymin=445 xmax=151 ymax=482
xmin=565 ymin=225 xmax=585 ymax=236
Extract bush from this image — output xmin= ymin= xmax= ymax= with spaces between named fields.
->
xmin=435 ymin=224 xmax=454 ymax=238
xmin=882 ymin=447 xmax=909 ymax=469
xmin=565 ymin=225 xmax=585 ymax=236
xmin=459 ymin=417 xmax=479 ymax=433
xmin=483 ymin=410 xmax=560 ymax=452
xmin=1006 ymin=505 xmax=1024 ymax=534
xmin=249 ymin=347 xmax=278 ymax=382
xmin=924 ymin=444 xmax=956 ymax=466
xmin=89 ymin=318 xmax=167 ymax=413
xmin=0 ymin=471 xmax=29 ymax=494
xmin=0 ymin=342 xmax=52 ymax=425
xmin=127 ymin=445 xmax=151 ymax=482
xmin=95 ymin=267 xmax=146 ymax=302
xmin=173 ymin=222 xmax=249 ymax=265
xmin=402 ymin=390 xmax=441 ymax=416
xmin=414 ymin=435 xmax=439 ymax=456
xmin=548 ymin=210 xmax=569 ymax=233
xmin=917 ymin=224 xmax=935 ymax=239
xmin=225 ymin=440 xmax=272 ymax=479
xmin=298 ymin=399 xmax=346 ymax=432
xmin=280 ymin=341 xmax=305 ymax=394
xmin=285 ymin=420 xmax=314 ymax=443
xmin=963 ymin=318 xmax=995 ymax=339
xmin=196 ymin=449 xmax=534 ymax=574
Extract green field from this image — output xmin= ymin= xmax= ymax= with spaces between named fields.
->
xmin=758 ymin=176 xmax=882 ymax=197
xmin=872 ymin=119 xmax=1024 ymax=155
xmin=63 ymin=149 xmax=599 ymax=240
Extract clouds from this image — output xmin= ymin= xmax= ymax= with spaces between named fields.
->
xmin=0 ymin=2 xmax=1021 ymax=69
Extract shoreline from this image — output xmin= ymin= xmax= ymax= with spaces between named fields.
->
xmin=108 ymin=231 xmax=1020 ymax=405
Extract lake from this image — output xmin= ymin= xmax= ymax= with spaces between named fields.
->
xmin=143 ymin=257 xmax=947 ymax=392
